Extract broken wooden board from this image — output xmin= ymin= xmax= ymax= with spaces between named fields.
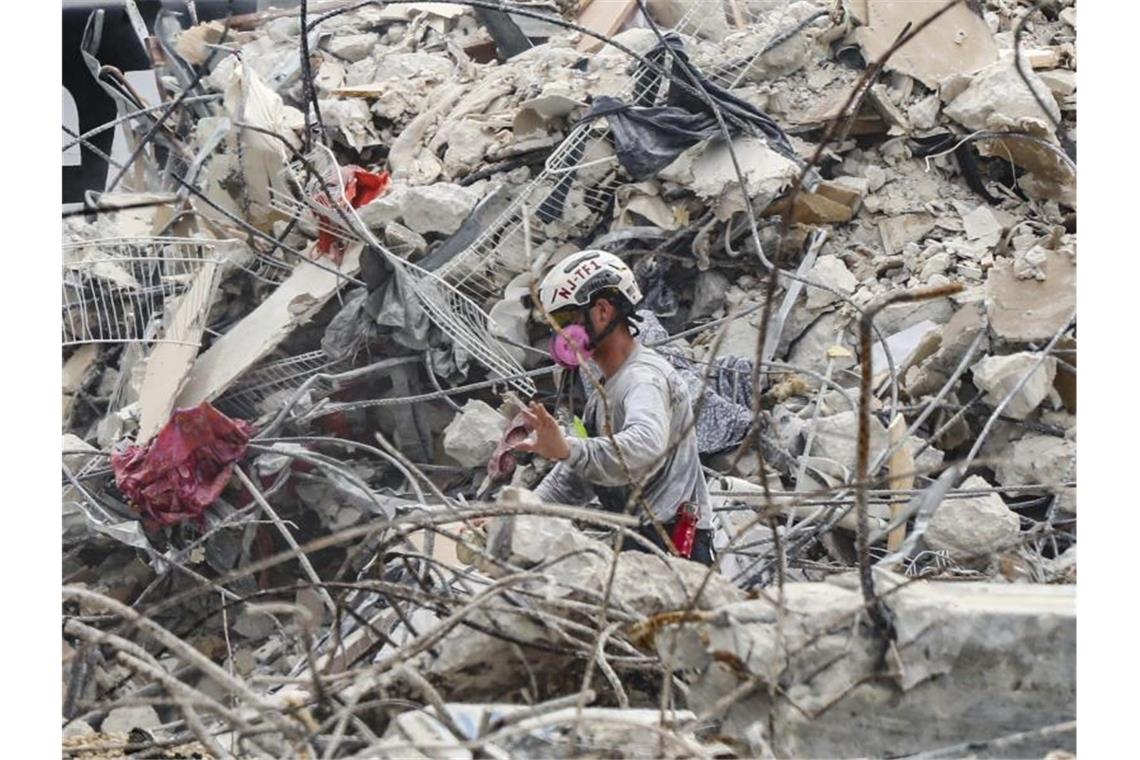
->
xmin=175 ymin=244 xmax=362 ymax=409
xmin=727 ymin=0 xmax=747 ymax=30
xmin=985 ymin=249 xmax=1075 ymax=344
xmin=135 ymin=259 xmax=224 ymax=445
xmin=846 ymin=0 xmax=998 ymax=89
xmin=765 ymin=180 xmax=862 ymax=224
xmin=576 ymin=0 xmax=639 ymax=53
xmin=887 ymin=414 xmax=914 ymax=552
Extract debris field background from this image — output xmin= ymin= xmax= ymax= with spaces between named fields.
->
xmin=61 ymin=0 xmax=1077 ymax=757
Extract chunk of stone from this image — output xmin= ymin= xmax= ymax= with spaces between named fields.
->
xmin=711 ymin=304 xmax=763 ymax=360
xmin=924 ymin=474 xmax=1019 ymax=561
xmin=356 ymin=185 xmax=409 ymax=229
xmin=323 ymin=32 xmax=378 ymax=62
xmin=944 ymin=60 xmax=1062 ymax=135
xmin=865 ymin=165 xmax=887 ymax=193
xmin=971 ymin=352 xmax=1058 ymax=420
xmin=785 ymin=311 xmax=856 ymax=377
xmin=919 ymin=251 xmax=950 ymax=280
xmin=443 ymin=400 xmax=508 ymax=468
xmin=487 ymin=510 xmax=580 ymax=568
xmin=804 ymin=256 xmax=857 ymax=309
xmin=63 ymin=720 xmax=95 ymax=739
xmin=994 ymin=434 xmax=1075 ymax=490
xmin=102 ymin=706 xmax=162 ymax=735
xmin=401 ymin=183 xmax=479 ymax=235
xmin=907 ymin=94 xmax=941 ymax=130
xmin=441 ymin=120 xmax=496 ymax=176
xmin=691 ymin=270 xmax=730 ymax=319
xmin=233 ymin=608 xmax=277 ymax=640
xmin=383 ymin=221 xmax=427 ymax=258
xmin=659 ymin=136 xmax=798 ymax=219
xmin=905 ymin=302 xmax=989 ymax=397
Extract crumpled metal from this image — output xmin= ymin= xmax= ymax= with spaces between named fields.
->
xmin=111 ymin=402 xmax=255 ymax=527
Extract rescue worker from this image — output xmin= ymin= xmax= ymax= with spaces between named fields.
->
xmin=514 ymin=250 xmax=715 ymax=566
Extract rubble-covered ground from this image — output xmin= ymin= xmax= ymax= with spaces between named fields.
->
xmin=62 ymin=0 xmax=1076 ymax=757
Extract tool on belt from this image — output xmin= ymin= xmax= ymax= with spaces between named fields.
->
xmin=670 ymin=502 xmax=699 ymax=559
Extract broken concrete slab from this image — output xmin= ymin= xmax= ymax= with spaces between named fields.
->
xmin=657 ymin=577 xmax=1074 ymax=758
xmin=1038 ymin=68 xmax=1077 ymax=100
xmin=987 ymin=248 xmax=1076 ymax=343
xmin=811 ymin=410 xmax=943 ymax=480
xmin=971 ymin=352 xmax=1058 ymax=420
xmin=136 ymin=257 xmax=225 ymax=444
xmin=659 ymin=136 xmax=799 ymax=221
xmin=944 ymin=59 xmax=1063 ymax=135
xmin=442 ymin=399 xmax=509 ymax=468
xmin=846 ymin=0 xmax=998 ymax=89
xmin=175 ymin=244 xmax=362 ymax=408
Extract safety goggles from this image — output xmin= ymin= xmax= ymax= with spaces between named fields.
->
xmin=549 ymin=308 xmax=584 ymax=329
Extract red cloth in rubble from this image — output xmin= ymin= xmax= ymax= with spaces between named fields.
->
xmin=314 ymin=165 xmax=391 ymax=262
xmin=111 ymin=402 xmax=255 ymax=526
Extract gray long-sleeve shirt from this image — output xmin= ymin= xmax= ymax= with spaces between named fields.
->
xmin=534 ymin=344 xmax=713 ymax=529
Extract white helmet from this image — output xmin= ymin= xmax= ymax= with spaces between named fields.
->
xmin=538 ymin=249 xmax=643 ymax=315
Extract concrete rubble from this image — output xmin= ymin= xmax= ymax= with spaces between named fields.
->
xmin=60 ymin=0 xmax=1076 ymax=756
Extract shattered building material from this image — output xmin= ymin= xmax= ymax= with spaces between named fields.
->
xmin=59 ymin=0 xmax=1078 ymax=756
xmin=649 ymin=576 xmax=1074 ymax=757
xmin=174 ymin=244 xmax=362 ymax=408
xmin=845 ymin=0 xmax=999 ymax=89
xmin=972 ymin=351 xmax=1060 ymax=420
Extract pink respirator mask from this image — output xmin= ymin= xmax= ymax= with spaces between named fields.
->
xmin=549 ymin=323 xmax=593 ymax=369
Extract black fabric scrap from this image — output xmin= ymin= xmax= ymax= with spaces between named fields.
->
xmin=576 ymin=33 xmax=798 ymax=182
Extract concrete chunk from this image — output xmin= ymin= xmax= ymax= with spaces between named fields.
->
xmin=323 ymin=32 xmax=379 ymax=62
xmin=924 ymin=474 xmax=1020 ymax=561
xmin=972 ymin=352 xmax=1058 ymax=420
xmin=657 ymin=577 xmax=1074 ymax=758
xmin=102 ymin=705 xmax=162 ymax=735
xmin=401 ymin=183 xmax=479 ymax=235
xmin=804 ymin=256 xmax=857 ymax=309
xmin=442 ymin=400 xmax=508 ymax=468
xmin=944 ymin=59 xmax=1062 ymax=135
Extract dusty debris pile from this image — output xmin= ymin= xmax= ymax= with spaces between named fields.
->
xmin=62 ymin=0 xmax=1075 ymax=757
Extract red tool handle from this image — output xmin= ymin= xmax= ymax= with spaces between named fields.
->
xmin=670 ymin=502 xmax=699 ymax=559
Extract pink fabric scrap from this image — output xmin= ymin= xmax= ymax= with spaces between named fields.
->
xmin=486 ymin=411 xmax=534 ymax=483
xmin=111 ymin=402 xmax=255 ymax=526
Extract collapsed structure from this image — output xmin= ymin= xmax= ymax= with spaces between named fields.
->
xmin=62 ymin=0 xmax=1077 ymax=757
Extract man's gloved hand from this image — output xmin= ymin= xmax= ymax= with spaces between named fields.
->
xmin=513 ymin=402 xmax=571 ymax=461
